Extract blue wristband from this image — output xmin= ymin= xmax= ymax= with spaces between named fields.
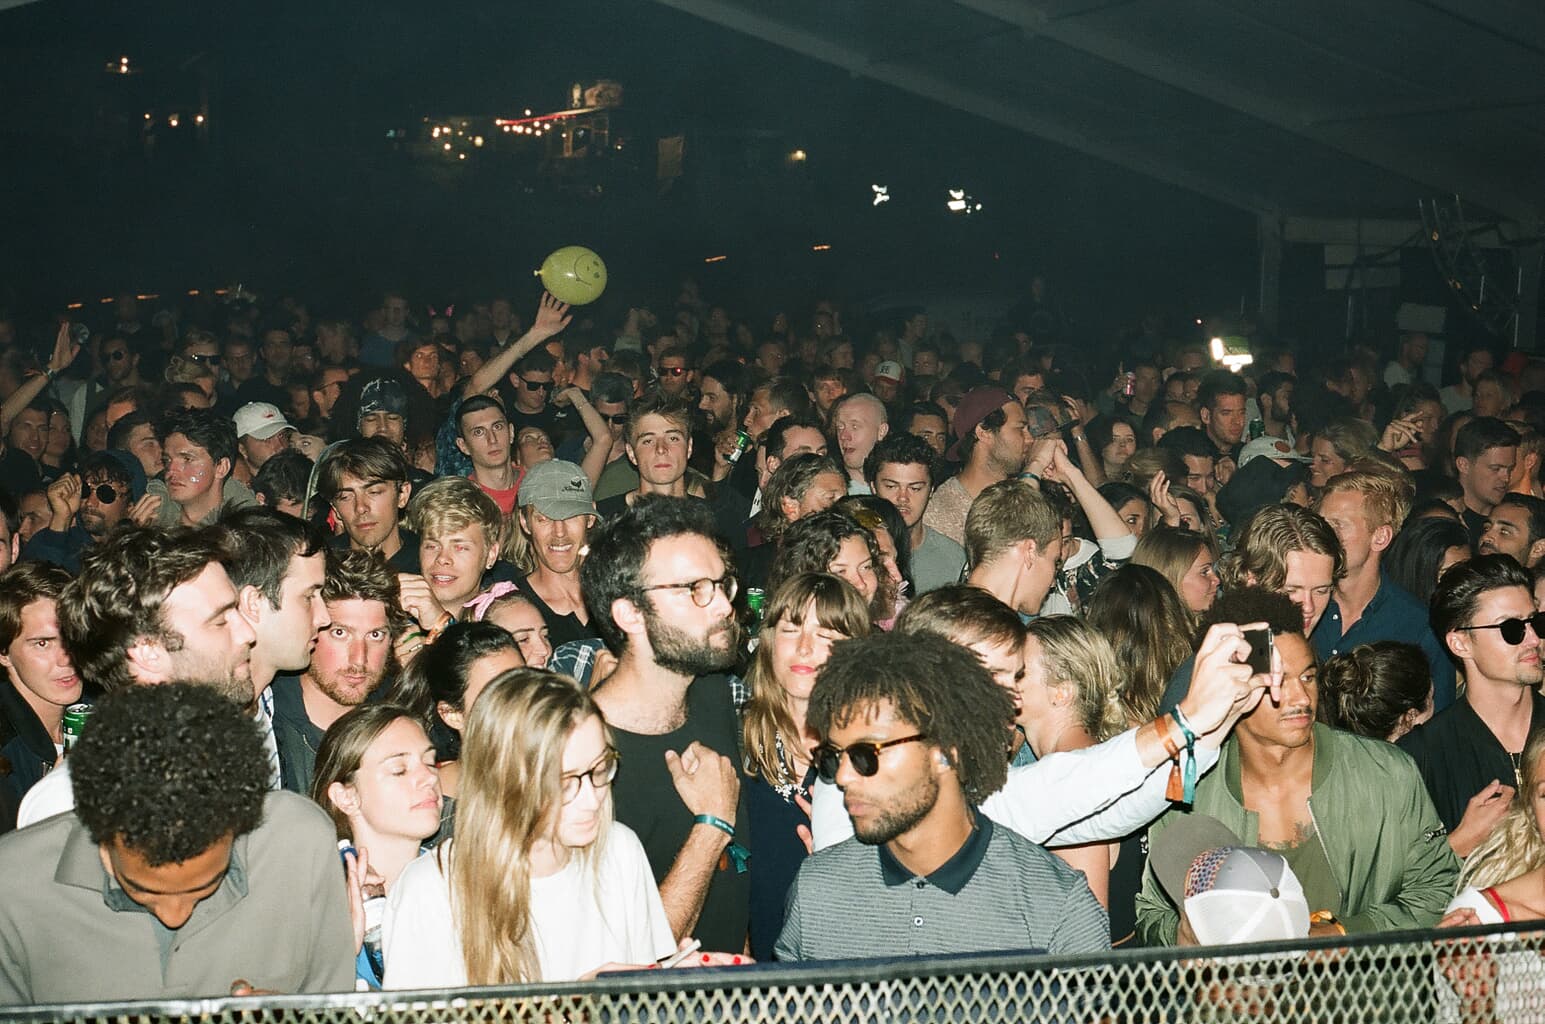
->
xmin=694 ymin=815 xmax=750 ymax=874
xmin=693 ymin=814 xmax=736 ymax=839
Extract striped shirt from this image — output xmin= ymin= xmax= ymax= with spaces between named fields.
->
xmin=776 ymin=814 xmax=1108 ymax=961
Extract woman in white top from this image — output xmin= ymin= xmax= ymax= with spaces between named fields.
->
xmin=382 ymin=668 xmax=680 ymax=987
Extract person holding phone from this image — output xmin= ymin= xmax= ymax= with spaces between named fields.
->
xmin=1135 ymin=587 xmax=1458 ymax=945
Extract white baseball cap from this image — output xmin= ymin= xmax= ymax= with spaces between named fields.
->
xmin=233 ymin=402 xmax=295 ymax=441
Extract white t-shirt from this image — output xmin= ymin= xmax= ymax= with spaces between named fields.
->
xmin=382 ymin=822 xmax=675 ymax=988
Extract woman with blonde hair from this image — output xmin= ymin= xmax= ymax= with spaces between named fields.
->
xmin=1021 ymin=615 xmax=1140 ymax=945
xmin=1131 ymin=526 xmax=1220 ymax=617
xmin=741 ymin=572 xmax=871 ymax=961
xmin=1449 ymin=730 xmax=1545 ymax=919
xmin=383 ymin=669 xmax=715 ymax=986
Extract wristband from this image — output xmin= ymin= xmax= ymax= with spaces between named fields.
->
xmin=1021 ymin=471 xmax=1041 ymax=484
xmin=425 ymin=613 xmax=455 ymax=645
xmin=1164 ymin=710 xmax=1198 ymax=805
xmin=694 ymin=815 xmax=750 ymax=874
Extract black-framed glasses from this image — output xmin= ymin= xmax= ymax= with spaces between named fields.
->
xmin=1458 ymin=613 xmax=1545 ymax=646
xmin=605 ymin=413 xmax=630 ymax=425
xmin=660 ymin=366 xmax=688 ymax=377
xmin=640 ymin=575 xmax=738 ymax=607
xmin=814 ymin=735 xmax=928 ymax=784
xmin=187 ymin=352 xmax=221 ymax=366
xmin=560 ymin=749 xmax=620 ymax=803
xmin=87 ymin=482 xmax=121 ymax=504
xmin=521 ymin=377 xmax=552 ymax=392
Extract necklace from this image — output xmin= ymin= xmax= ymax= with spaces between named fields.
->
xmin=1512 ymin=750 xmax=1523 ymax=789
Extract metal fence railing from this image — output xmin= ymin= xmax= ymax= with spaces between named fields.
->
xmin=8 ymin=922 xmax=1545 ymax=1024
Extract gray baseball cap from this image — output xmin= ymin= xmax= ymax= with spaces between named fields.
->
xmin=518 ymin=459 xmax=596 ymax=520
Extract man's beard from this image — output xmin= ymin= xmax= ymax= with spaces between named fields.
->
xmin=310 ymin=662 xmax=386 ymax=707
xmin=641 ymin=603 xmax=741 ymax=677
xmin=853 ymin=770 xmax=938 ymax=845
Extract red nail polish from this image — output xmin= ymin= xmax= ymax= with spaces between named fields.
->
xmin=732 ymin=956 xmax=742 ymax=965
xmin=701 ymin=954 xmax=711 ymax=963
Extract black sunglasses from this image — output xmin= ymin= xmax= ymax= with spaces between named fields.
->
xmin=187 ymin=352 xmax=221 ymax=366
xmin=520 ymin=378 xmax=551 ymax=392
xmin=605 ymin=413 xmax=629 ymax=425
xmin=87 ymin=482 xmax=121 ymax=504
xmin=814 ymin=735 xmax=927 ymax=784
xmin=106 ymin=349 xmax=129 ymax=362
xmin=1458 ymin=613 xmax=1545 ymax=646
xmin=660 ymin=366 xmax=688 ymax=377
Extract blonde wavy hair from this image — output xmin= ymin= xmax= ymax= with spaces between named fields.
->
xmin=447 ymin=668 xmax=611 ymax=985
xmin=1457 ymin=731 xmax=1545 ymax=893
xmin=1023 ymin=615 xmax=1128 ymax=742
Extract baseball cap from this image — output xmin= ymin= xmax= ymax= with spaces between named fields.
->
xmin=1238 ymin=436 xmax=1310 ymax=467
xmin=517 ymin=459 xmax=596 ymax=520
xmin=1150 ymin=814 xmax=1310 ymax=946
xmin=233 ymin=402 xmax=295 ymax=441
xmin=1215 ymin=456 xmax=1309 ymax=528
xmin=874 ymin=360 xmax=905 ymax=383
xmin=945 ymin=387 xmax=1015 ymax=462
xmin=358 ymin=378 xmax=408 ymax=421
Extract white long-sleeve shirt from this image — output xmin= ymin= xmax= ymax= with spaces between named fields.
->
xmin=812 ymin=726 xmax=1221 ymax=850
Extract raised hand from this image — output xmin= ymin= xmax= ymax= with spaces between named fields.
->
xmin=530 ymin=292 xmax=572 ymax=342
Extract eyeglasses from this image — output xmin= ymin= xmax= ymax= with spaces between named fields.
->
xmin=106 ymin=349 xmax=129 ymax=362
xmin=1458 ymin=613 xmax=1545 ymax=646
xmin=87 ymin=482 xmax=121 ymax=504
xmin=187 ymin=352 xmax=221 ymax=366
xmin=640 ymin=575 xmax=738 ymax=607
xmin=605 ymin=413 xmax=630 ymax=425
xmin=660 ymin=366 xmax=688 ymax=377
xmin=814 ymin=735 xmax=927 ymax=784
xmin=520 ymin=378 xmax=552 ymax=392
xmin=560 ymin=749 xmax=621 ymax=803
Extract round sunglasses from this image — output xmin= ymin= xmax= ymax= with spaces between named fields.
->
xmin=1457 ymin=613 xmax=1545 ymax=646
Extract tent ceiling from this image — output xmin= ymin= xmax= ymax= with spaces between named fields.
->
xmin=653 ymin=0 xmax=1545 ymax=224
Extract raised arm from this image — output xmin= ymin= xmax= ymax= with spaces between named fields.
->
xmin=562 ymin=387 xmax=613 ymax=486
xmin=460 ymin=293 xmax=571 ymax=399
xmin=1 ymin=324 xmax=77 ymax=441
xmin=1047 ymin=444 xmax=1129 ymax=542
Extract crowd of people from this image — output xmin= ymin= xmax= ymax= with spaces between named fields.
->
xmin=0 ymin=284 xmax=1543 ymax=1005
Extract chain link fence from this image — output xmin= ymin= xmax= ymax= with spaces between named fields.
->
xmin=8 ymin=923 xmax=1545 ymax=1024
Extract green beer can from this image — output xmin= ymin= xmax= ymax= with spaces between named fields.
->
xmin=62 ymin=703 xmax=92 ymax=753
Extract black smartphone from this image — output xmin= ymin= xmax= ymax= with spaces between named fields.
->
xmin=1242 ymin=627 xmax=1274 ymax=676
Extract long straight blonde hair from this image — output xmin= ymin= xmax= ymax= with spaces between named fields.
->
xmin=447 ymin=668 xmax=611 ymax=985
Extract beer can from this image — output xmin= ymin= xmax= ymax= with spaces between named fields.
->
xmin=62 ymin=703 xmax=92 ymax=752
xmin=745 ymin=587 xmax=766 ymax=618
xmin=726 ymin=430 xmax=753 ymax=465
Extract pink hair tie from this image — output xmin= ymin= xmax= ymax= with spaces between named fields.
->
xmin=464 ymin=581 xmax=519 ymax=622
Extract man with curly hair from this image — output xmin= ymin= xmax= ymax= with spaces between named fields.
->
xmin=777 ymin=632 xmax=1109 ymax=960
xmin=0 ymin=684 xmax=353 ymax=1001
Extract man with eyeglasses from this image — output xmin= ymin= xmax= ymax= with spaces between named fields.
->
xmin=655 ymin=348 xmax=695 ymax=401
xmin=583 ymin=496 xmax=750 ymax=956
xmin=1399 ymin=555 xmax=1545 ymax=858
xmin=99 ymin=334 xmax=145 ymax=389
xmin=778 ymin=632 xmax=1109 ymax=961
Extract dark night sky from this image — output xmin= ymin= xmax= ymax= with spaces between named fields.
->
xmin=0 ymin=0 xmax=1259 ymax=338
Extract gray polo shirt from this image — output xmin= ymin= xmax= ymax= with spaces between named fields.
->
xmin=911 ymin=525 xmax=967 ymax=595
xmin=0 ymin=791 xmax=355 ymax=1003
xmin=776 ymin=815 xmax=1108 ymax=961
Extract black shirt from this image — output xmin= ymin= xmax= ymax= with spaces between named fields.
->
xmin=1397 ymin=689 xmax=1545 ymax=831
xmin=515 ymin=572 xmax=602 ymax=648
xmin=607 ymin=675 xmax=751 ymax=954
xmin=1463 ymin=505 xmax=1487 ymax=548
xmin=327 ymin=527 xmax=421 ymax=574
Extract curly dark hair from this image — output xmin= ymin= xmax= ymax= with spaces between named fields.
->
xmin=769 ymin=510 xmax=887 ymax=617
xmin=159 ymin=406 xmax=237 ymax=470
xmin=809 ymin=632 xmax=1015 ymax=804
xmin=59 ymin=525 xmax=227 ymax=693
xmin=756 ymin=452 xmax=846 ymax=538
xmin=1196 ymin=586 xmax=1304 ymax=639
xmin=72 ymin=683 xmax=269 ymax=865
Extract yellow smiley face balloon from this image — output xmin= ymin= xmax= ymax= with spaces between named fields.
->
xmin=537 ymin=245 xmax=608 ymax=305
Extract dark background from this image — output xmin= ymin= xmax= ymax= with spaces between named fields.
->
xmin=0 ymin=0 xmax=1500 ymax=364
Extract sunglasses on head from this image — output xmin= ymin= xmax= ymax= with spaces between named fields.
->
xmin=1458 ymin=613 xmax=1545 ymax=646
xmin=813 ymin=735 xmax=927 ymax=784
xmin=520 ymin=378 xmax=551 ymax=392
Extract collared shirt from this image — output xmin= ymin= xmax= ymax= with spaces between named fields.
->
xmin=1310 ymin=573 xmax=1457 ymax=712
xmin=1398 ymin=689 xmax=1545 ymax=831
xmin=779 ymin=813 xmax=1107 ymax=961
